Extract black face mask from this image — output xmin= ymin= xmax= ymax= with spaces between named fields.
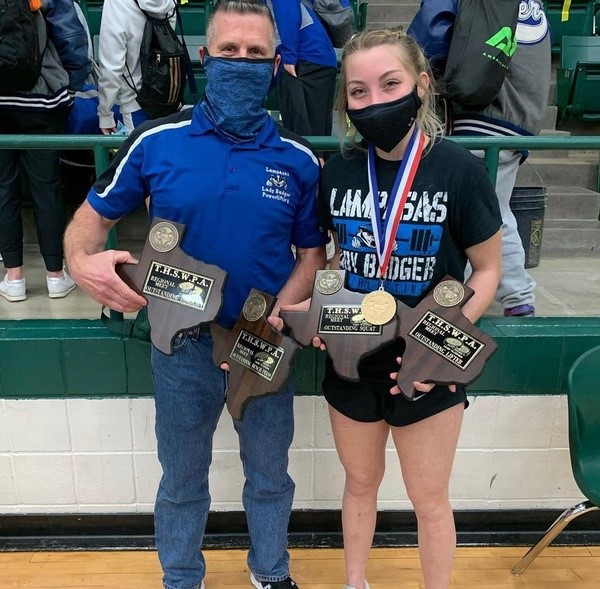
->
xmin=346 ymin=87 xmax=422 ymax=153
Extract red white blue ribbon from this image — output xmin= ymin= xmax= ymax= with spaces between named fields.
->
xmin=367 ymin=126 xmax=425 ymax=280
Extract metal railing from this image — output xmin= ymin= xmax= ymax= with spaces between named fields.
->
xmin=1 ymin=134 xmax=599 ymax=186
xmin=1 ymin=133 xmax=598 ymax=324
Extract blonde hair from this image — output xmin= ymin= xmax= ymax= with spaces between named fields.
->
xmin=337 ymin=28 xmax=443 ymax=154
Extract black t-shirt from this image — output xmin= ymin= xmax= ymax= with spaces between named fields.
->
xmin=319 ymin=138 xmax=501 ymax=385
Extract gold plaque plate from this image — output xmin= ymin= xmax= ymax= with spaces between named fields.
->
xmin=243 ymin=292 xmax=267 ymax=322
xmin=315 ymin=270 xmax=343 ymax=295
xmin=432 ymin=280 xmax=465 ymax=308
xmin=149 ymin=221 xmax=179 ymax=253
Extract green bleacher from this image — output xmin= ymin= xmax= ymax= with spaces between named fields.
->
xmin=556 ymin=35 xmax=600 ymax=120
xmin=543 ymin=0 xmax=600 ymax=54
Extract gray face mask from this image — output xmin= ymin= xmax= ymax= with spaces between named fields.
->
xmin=347 ymin=87 xmax=423 ymax=152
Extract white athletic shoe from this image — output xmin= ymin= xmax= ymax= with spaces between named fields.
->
xmin=0 ymin=274 xmax=26 ymax=302
xmin=47 ymin=270 xmax=76 ymax=299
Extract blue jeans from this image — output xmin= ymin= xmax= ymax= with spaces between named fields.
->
xmin=152 ymin=329 xmax=296 ymax=589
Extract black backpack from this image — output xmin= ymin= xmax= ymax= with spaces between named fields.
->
xmin=0 ymin=0 xmax=43 ymax=93
xmin=126 ymin=0 xmax=195 ymax=118
xmin=441 ymin=0 xmax=520 ymax=109
xmin=301 ymin=0 xmax=354 ymax=48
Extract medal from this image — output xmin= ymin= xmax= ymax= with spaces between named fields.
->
xmin=363 ymin=126 xmax=425 ymax=320
xmin=367 ymin=127 xmax=425 ymax=274
xmin=361 ymin=288 xmax=397 ymax=325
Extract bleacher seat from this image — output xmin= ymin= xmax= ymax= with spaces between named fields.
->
xmin=556 ymin=35 xmax=600 ymax=120
xmin=352 ymin=0 xmax=368 ymax=31
xmin=543 ymin=0 xmax=599 ymax=54
xmin=511 ymin=345 xmax=600 ymax=576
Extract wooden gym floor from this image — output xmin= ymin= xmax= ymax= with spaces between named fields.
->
xmin=1 ymin=546 xmax=599 ymax=588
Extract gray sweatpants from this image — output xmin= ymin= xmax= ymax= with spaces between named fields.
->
xmin=469 ymin=150 xmax=536 ymax=310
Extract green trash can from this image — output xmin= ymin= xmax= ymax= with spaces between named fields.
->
xmin=509 ymin=186 xmax=547 ymax=269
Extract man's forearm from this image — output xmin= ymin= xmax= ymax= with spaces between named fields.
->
xmin=275 ymin=246 xmax=326 ymax=311
xmin=64 ymin=201 xmax=114 ymax=265
xmin=63 ymin=202 xmax=146 ymax=312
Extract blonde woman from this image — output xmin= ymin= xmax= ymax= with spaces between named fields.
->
xmin=313 ymin=29 xmax=502 ymax=589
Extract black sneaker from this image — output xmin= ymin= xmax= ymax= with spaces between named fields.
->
xmin=250 ymin=572 xmax=298 ymax=589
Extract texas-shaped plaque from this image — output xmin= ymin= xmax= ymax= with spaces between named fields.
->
xmin=280 ymin=269 xmax=406 ymax=381
xmin=211 ymin=289 xmax=300 ymax=420
xmin=396 ymin=276 xmax=497 ymax=400
xmin=116 ymin=217 xmax=227 ymax=354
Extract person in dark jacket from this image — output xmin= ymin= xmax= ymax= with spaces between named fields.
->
xmin=0 ymin=0 xmax=92 ymax=302
xmin=266 ymin=0 xmax=338 ymax=136
xmin=409 ymin=0 xmax=551 ymax=317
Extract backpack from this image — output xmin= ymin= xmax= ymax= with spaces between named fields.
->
xmin=126 ymin=0 xmax=195 ymax=119
xmin=0 ymin=0 xmax=43 ymax=93
xmin=302 ymin=0 xmax=354 ymax=48
xmin=441 ymin=0 xmax=520 ymax=109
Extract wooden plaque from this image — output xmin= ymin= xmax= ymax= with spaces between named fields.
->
xmin=280 ymin=270 xmax=405 ymax=381
xmin=211 ymin=289 xmax=300 ymax=420
xmin=117 ymin=217 xmax=227 ymax=355
xmin=396 ymin=276 xmax=498 ymax=400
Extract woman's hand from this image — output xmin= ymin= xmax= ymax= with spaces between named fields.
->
xmin=389 ymin=356 xmax=456 ymax=396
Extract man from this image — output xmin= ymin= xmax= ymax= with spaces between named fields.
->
xmin=0 ymin=0 xmax=92 ymax=302
xmin=266 ymin=0 xmax=339 ymax=261
xmin=64 ymin=2 xmax=326 ymax=588
xmin=266 ymin=0 xmax=338 ymax=137
xmin=409 ymin=0 xmax=551 ymax=317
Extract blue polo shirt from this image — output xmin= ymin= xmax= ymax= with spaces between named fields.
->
xmin=88 ymin=106 xmax=326 ymax=326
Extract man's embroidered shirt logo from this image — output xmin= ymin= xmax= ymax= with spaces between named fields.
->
xmin=262 ymin=167 xmax=291 ymax=204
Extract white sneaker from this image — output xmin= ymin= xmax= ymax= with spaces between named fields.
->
xmin=47 ymin=270 xmax=76 ymax=299
xmin=343 ymin=582 xmax=370 ymax=589
xmin=0 ymin=275 xmax=26 ymax=302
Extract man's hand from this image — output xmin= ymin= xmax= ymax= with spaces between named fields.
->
xmin=269 ymin=298 xmax=310 ymax=331
xmin=389 ymin=357 xmax=456 ymax=396
xmin=69 ymin=249 xmax=147 ymax=313
xmin=101 ymin=127 xmax=116 ymax=135
xmin=283 ymin=63 xmax=297 ymax=77
xmin=274 ymin=299 xmax=328 ymax=351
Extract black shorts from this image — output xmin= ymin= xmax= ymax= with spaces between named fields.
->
xmin=322 ymin=359 xmax=468 ymax=427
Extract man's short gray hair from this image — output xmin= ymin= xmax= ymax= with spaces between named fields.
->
xmin=206 ymin=1 xmax=276 ymax=48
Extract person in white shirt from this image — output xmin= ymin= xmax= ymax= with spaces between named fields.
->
xmin=97 ymin=0 xmax=176 ymax=134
